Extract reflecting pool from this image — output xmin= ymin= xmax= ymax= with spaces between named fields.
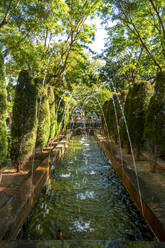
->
xmin=19 ymin=135 xmax=154 ymax=240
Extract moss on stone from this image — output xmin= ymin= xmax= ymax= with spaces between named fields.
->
xmin=35 ymin=79 xmax=50 ymax=147
xmin=11 ymin=70 xmax=37 ymax=167
xmin=0 ymin=51 xmax=8 ymax=166
xmin=144 ymin=72 xmax=165 ymax=165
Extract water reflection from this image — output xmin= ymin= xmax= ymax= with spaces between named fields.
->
xmin=19 ymin=136 xmax=154 ymax=240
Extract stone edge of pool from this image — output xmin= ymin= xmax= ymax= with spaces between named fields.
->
xmin=0 ymin=132 xmax=72 ymax=240
xmin=94 ymin=131 xmax=165 ymax=242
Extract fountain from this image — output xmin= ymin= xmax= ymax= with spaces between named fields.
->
xmin=103 ymin=81 xmax=144 ymax=216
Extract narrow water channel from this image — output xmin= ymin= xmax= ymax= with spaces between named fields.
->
xmin=20 ymin=135 xmax=154 ymax=240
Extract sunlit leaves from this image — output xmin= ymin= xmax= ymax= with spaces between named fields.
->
xmin=100 ymin=0 xmax=165 ymax=88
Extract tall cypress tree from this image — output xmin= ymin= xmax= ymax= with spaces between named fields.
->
xmin=48 ymin=86 xmax=56 ymax=139
xmin=11 ymin=70 xmax=37 ymax=171
xmin=0 ymin=51 xmax=8 ymax=166
xmin=35 ymin=79 xmax=50 ymax=147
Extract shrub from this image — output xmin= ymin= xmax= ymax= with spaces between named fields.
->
xmin=48 ymin=86 xmax=56 ymax=139
xmin=35 ymin=79 xmax=50 ymax=147
xmin=121 ymin=86 xmax=133 ymax=151
xmin=102 ymin=100 xmax=114 ymax=137
xmin=0 ymin=51 xmax=8 ymax=166
xmin=144 ymin=72 xmax=165 ymax=171
xmin=55 ymin=95 xmax=65 ymax=136
xmin=102 ymin=97 xmax=118 ymax=140
xmin=127 ymin=81 xmax=152 ymax=158
xmin=113 ymin=90 xmax=128 ymax=144
xmin=11 ymin=70 xmax=37 ymax=170
xmin=63 ymin=103 xmax=70 ymax=131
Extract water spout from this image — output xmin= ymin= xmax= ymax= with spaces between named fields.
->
xmin=105 ymin=81 xmax=144 ymax=216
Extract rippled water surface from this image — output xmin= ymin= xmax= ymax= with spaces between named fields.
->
xmin=20 ymin=135 xmax=154 ymax=240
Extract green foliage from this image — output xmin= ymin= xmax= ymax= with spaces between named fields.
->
xmin=36 ymin=80 xmax=50 ymax=147
xmin=1 ymin=0 xmax=103 ymax=90
xmin=69 ymin=82 xmax=112 ymax=119
xmin=144 ymin=72 xmax=165 ymax=158
xmin=100 ymin=0 xmax=165 ymax=88
xmin=102 ymin=100 xmax=112 ymax=136
xmin=121 ymin=86 xmax=133 ymax=148
xmin=0 ymin=50 xmax=7 ymax=165
xmin=6 ymin=80 xmax=15 ymax=113
xmin=114 ymin=90 xmax=128 ymax=143
xmin=48 ymin=86 xmax=56 ymax=139
xmin=102 ymin=90 xmax=128 ymax=142
xmin=63 ymin=104 xmax=70 ymax=131
xmin=127 ymin=81 xmax=153 ymax=157
xmin=11 ymin=70 xmax=37 ymax=164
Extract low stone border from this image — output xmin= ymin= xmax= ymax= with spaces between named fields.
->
xmin=94 ymin=132 xmax=165 ymax=242
xmin=0 ymin=132 xmax=72 ymax=240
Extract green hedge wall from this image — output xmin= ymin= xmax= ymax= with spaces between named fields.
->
xmin=127 ymin=81 xmax=152 ymax=158
xmin=144 ymin=72 xmax=165 ymax=164
xmin=113 ymin=90 xmax=128 ymax=144
xmin=0 ymin=51 xmax=8 ymax=166
xmin=35 ymin=79 xmax=50 ymax=147
xmin=48 ymin=86 xmax=56 ymax=139
xmin=102 ymin=100 xmax=110 ymax=136
xmin=63 ymin=103 xmax=70 ymax=131
xmin=11 ymin=70 xmax=37 ymax=168
xmin=121 ymin=87 xmax=133 ymax=150
xmin=102 ymin=90 xmax=128 ymax=143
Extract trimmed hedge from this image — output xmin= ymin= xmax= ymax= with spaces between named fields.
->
xmin=102 ymin=90 xmax=128 ymax=143
xmin=121 ymin=86 xmax=133 ymax=150
xmin=144 ymin=72 xmax=165 ymax=170
xmin=63 ymin=103 xmax=70 ymax=131
xmin=108 ymin=95 xmax=118 ymax=142
xmin=35 ymin=79 xmax=50 ymax=147
xmin=11 ymin=70 xmax=37 ymax=169
xmin=113 ymin=90 xmax=128 ymax=143
xmin=55 ymin=95 xmax=65 ymax=136
xmin=103 ymin=100 xmax=114 ymax=137
xmin=0 ymin=51 xmax=8 ymax=166
xmin=102 ymin=100 xmax=110 ymax=136
xmin=48 ymin=86 xmax=56 ymax=139
xmin=127 ymin=81 xmax=152 ymax=158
